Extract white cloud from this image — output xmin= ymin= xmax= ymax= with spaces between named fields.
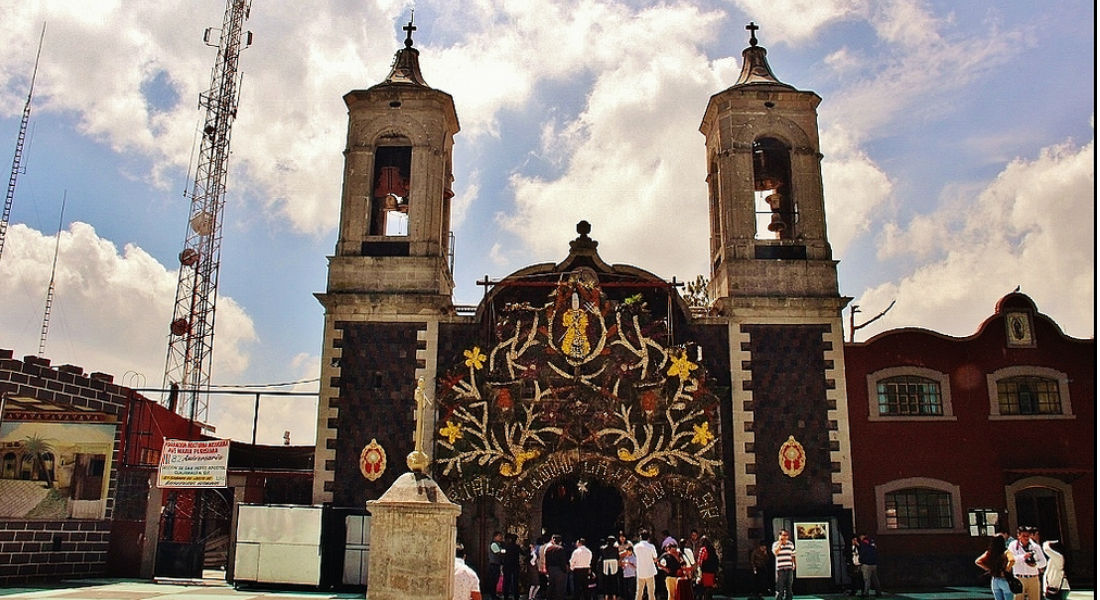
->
xmin=853 ymin=138 xmax=1095 ymax=339
xmin=495 ymin=3 xmax=724 ymax=280
xmin=204 ymin=352 xmax=320 ymax=446
xmin=726 ymin=0 xmax=862 ymax=43
xmin=820 ymin=125 xmax=893 ymax=255
xmin=825 ymin=8 xmax=1026 ymax=139
xmin=0 ymin=221 xmax=257 ymax=396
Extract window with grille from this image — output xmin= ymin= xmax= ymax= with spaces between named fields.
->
xmin=877 ymin=376 xmax=943 ymax=416
xmin=885 ymin=488 xmax=953 ymax=530
xmin=997 ymin=376 xmax=1061 ymax=415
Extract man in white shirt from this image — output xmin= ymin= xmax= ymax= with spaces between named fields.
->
xmin=570 ymin=538 xmax=594 ymax=600
xmin=633 ymin=530 xmax=660 ymax=600
xmin=1009 ymin=527 xmax=1048 ymax=600
xmin=455 ymin=544 xmax=483 ymax=600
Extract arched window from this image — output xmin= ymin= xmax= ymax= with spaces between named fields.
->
xmin=369 ymin=141 xmax=412 ymax=237
xmin=997 ymin=376 xmax=1060 ymax=415
xmin=987 ymin=367 xmax=1072 ymax=419
xmin=877 ymin=375 xmax=943 ymax=416
xmin=866 ymin=367 xmax=954 ymax=420
xmin=752 ymin=137 xmax=796 ymax=240
xmin=875 ymin=477 xmax=963 ymax=534
xmin=884 ymin=488 xmax=953 ymax=529
xmin=2 ymin=452 xmax=16 ymax=478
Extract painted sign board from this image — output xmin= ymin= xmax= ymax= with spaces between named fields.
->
xmin=156 ymin=438 xmax=230 ymax=488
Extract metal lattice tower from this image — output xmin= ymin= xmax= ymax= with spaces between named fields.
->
xmin=164 ymin=0 xmax=252 ymax=422
xmin=0 ymin=24 xmax=45 ymax=265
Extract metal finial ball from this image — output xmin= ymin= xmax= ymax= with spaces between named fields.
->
xmin=407 ymin=450 xmax=430 ymax=472
xmin=577 ymin=221 xmax=591 ymax=236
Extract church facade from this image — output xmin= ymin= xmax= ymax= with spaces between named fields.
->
xmin=311 ymin=23 xmax=1093 ymax=588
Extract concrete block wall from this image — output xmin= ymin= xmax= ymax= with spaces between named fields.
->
xmin=0 ymin=520 xmax=111 ymax=582
xmin=0 ymin=348 xmax=128 ymax=585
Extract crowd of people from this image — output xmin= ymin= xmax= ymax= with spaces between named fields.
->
xmin=454 ymin=529 xmax=719 ymax=600
xmin=457 ymin=524 xmax=1073 ymax=600
xmin=975 ymin=527 xmax=1071 ymax=600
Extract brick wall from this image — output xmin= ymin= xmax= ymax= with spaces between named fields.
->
xmin=0 ymin=520 xmax=111 ymax=582
xmin=0 ymin=349 xmax=129 ymax=585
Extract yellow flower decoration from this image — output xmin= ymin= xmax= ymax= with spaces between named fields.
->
xmin=667 ymin=352 xmax=698 ymax=381
xmin=500 ymin=449 xmax=539 ymax=477
xmin=692 ymin=422 xmax=714 ymax=446
xmin=463 ymin=346 xmax=486 ymax=370
xmin=439 ymin=420 xmax=463 ymax=444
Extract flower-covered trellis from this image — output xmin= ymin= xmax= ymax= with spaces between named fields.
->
xmin=435 ymin=269 xmax=722 ymax=482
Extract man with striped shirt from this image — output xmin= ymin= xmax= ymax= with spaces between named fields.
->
xmin=771 ymin=530 xmax=796 ymax=600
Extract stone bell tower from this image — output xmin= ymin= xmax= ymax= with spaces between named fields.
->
xmin=700 ymin=23 xmax=854 ymax=573
xmin=313 ymin=20 xmax=459 ymax=504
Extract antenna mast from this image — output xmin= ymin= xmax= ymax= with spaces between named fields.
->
xmin=163 ymin=0 xmax=252 ymax=422
xmin=0 ymin=23 xmax=46 ymax=265
xmin=39 ymin=193 xmax=65 ymax=357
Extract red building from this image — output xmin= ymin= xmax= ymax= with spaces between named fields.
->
xmin=844 ymin=293 xmax=1095 ymax=586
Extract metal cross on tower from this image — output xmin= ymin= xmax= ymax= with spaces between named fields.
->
xmin=163 ymin=0 xmax=252 ymax=422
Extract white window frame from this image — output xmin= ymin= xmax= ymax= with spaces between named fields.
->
xmin=875 ymin=477 xmax=965 ymax=535
xmin=987 ymin=366 xmax=1074 ymax=420
xmin=867 ymin=367 xmax=955 ymax=421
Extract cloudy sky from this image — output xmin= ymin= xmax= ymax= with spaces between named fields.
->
xmin=0 ymin=1 xmax=1093 ymax=446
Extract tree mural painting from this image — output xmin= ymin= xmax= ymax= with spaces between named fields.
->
xmin=435 ymin=269 xmax=722 ymax=487
xmin=22 ymin=433 xmax=54 ymax=488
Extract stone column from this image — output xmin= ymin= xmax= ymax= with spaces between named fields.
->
xmin=366 ymin=471 xmax=461 ymax=600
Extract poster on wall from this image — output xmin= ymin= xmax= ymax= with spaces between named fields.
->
xmin=0 ymin=421 xmax=116 ymax=519
xmin=157 ymin=439 xmax=231 ymax=488
xmin=794 ymin=521 xmax=832 ymax=578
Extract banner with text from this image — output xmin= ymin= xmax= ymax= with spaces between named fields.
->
xmin=157 ymin=438 xmax=231 ymax=488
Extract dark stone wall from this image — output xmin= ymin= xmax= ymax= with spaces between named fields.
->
xmin=437 ymin=322 xmax=482 ymax=370
xmin=742 ymin=324 xmax=836 ymax=513
xmin=332 ymin=321 xmax=424 ymax=506
xmin=0 ymin=520 xmax=111 ymax=582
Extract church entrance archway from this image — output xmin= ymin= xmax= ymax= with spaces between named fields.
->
xmin=541 ymin=475 xmax=624 ymax=545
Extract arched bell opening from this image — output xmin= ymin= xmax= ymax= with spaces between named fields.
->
xmin=369 ymin=142 xmax=412 ymax=236
xmin=752 ymin=137 xmax=796 ymax=240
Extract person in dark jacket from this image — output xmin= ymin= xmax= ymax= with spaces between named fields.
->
xmin=545 ymin=535 xmax=570 ymax=600
xmin=858 ymin=535 xmax=881 ymax=597
xmin=503 ymin=533 xmax=523 ymax=600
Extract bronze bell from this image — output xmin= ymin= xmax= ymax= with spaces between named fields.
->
xmin=768 ymin=213 xmax=787 ymax=232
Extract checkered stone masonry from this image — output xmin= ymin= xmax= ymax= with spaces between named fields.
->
xmin=741 ymin=325 xmax=835 ymax=512
xmin=331 ymin=322 xmax=424 ymax=507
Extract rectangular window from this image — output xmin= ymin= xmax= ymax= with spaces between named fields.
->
xmin=885 ymin=489 xmax=953 ymax=529
xmin=997 ymin=377 xmax=1061 ymax=415
xmin=877 ymin=376 xmax=943 ymax=416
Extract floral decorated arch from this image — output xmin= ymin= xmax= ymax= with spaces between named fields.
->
xmin=434 ymin=266 xmax=725 ymax=531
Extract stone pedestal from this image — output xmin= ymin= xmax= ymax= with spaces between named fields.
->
xmin=366 ymin=471 xmax=461 ymax=600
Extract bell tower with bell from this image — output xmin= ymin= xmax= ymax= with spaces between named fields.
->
xmin=313 ymin=18 xmax=459 ymax=504
xmin=700 ymin=23 xmax=854 ymax=571
xmin=701 ymin=21 xmax=837 ymax=301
